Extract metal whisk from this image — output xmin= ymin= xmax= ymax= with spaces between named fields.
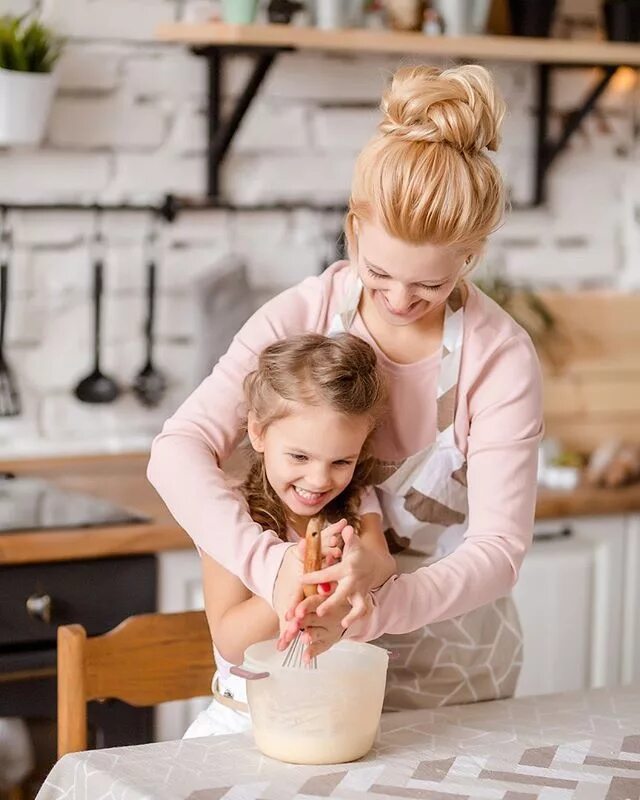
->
xmin=281 ymin=515 xmax=323 ymax=670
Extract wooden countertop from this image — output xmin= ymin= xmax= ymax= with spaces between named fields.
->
xmin=536 ymin=480 xmax=640 ymax=519
xmin=1 ymin=452 xmax=640 ymax=565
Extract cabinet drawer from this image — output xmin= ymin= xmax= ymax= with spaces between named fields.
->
xmin=0 ymin=556 xmax=156 ymax=648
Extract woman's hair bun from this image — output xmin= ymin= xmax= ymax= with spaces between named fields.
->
xmin=379 ymin=64 xmax=505 ymax=154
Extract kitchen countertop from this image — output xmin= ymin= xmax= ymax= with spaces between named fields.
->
xmin=2 ymin=452 xmax=640 ymax=565
xmin=35 ymin=683 xmax=640 ymax=800
xmin=0 ymin=452 xmax=190 ymax=565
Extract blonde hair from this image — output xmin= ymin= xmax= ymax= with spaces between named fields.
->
xmin=241 ymin=333 xmax=386 ymax=541
xmin=345 ymin=64 xmax=506 ymax=258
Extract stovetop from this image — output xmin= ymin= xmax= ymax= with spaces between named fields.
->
xmin=0 ymin=475 xmax=150 ymax=533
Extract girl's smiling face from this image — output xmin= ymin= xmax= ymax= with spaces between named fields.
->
xmin=248 ymin=401 xmax=371 ymax=524
xmin=356 ymin=220 xmax=472 ymax=328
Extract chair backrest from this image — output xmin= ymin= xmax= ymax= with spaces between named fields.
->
xmin=57 ymin=610 xmax=214 ymax=757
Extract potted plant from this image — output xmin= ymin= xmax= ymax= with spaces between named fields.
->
xmin=0 ymin=14 xmax=63 ymax=146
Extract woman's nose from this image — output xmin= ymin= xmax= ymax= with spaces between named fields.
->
xmin=386 ymin=283 xmax=413 ymax=311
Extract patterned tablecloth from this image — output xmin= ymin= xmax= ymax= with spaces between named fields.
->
xmin=36 ymin=685 xmax=640 ymax=800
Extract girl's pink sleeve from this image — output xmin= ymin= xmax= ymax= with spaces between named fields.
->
xmin=345 ymin=333 xmax=543 ymax=641
xmin=147 ymin=277 xmax=329 ymax=602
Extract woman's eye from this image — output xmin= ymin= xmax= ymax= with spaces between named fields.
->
xmin=288 ymin=453 xmax=308 ymax=462
xmin=419 ymin=283 xmax=445 ymax=292
xmin=366 ymin=267 xmax=387 ymax=280
xmin=333 ymin=460 xmax=353 ymax=467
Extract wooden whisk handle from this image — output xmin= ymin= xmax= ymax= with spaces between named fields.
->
xmin=303 ymin=515 xmax=323 ymax=597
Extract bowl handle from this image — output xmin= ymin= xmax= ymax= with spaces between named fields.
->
xmin=230 ymin=665 xmax=270 ymax=680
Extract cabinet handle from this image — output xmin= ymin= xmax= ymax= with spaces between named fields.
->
xmin=533 ymin=526 xmax=573 ymax=542
xmin=26 ymin=593 xmax=52 ymax=624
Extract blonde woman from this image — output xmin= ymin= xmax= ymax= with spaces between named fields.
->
xmin=149 ymin=64 xmax=543 ymax=710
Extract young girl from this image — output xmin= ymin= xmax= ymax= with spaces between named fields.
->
xmin=184 ymin=332 xmax=393 ymax=737
xmin=151 ymin=63 xmax=543 ymax=711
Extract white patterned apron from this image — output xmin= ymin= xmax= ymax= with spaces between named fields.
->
xmin=330 ymin=277 xmax=523 ymax=711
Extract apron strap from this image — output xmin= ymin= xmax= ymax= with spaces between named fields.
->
xmin=436 ymin=286 xmax=465 ymax=446
xmin=328 ymin=274 xmax=362 ymax=336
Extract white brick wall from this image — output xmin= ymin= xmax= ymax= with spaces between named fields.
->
xmin=0 ymin=0 xmax=638 ymax=455
xmin=48 ymin=97 xmax=167 ymax=149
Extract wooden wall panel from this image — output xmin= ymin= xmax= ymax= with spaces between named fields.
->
xmin=536 ymin=292 xmax=640 ymax=450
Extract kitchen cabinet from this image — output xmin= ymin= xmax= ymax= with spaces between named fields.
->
xmin=622 ymin=514 xmax=640 ymax=685
xmin=155 ymin=549 xmax=210 ymax=741
xmin=513 ymin=515 xmax=626 ymax=697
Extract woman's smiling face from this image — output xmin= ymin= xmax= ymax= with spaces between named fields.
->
xmin=355 ymin=220 xmax=472 ymax=328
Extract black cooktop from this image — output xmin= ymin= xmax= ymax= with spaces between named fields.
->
xmin=0 ymin=475 xmax=150 ymax=533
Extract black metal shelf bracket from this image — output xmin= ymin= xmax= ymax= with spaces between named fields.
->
xmin=534 ymin=63 xmax=620 ymax=206
xmin=194 ymin=46 xmax=628 ymax=209
xmin=193 ymin=44 xmax=290 ymax=200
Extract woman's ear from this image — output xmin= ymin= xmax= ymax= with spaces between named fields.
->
xmin=247 ymin=411 xmax=265 ymax=453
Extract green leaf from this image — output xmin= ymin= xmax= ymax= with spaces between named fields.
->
xmin=0 ymin=14 xmax=63 ymax=73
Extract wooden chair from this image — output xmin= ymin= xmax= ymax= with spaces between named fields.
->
xmin=57 ymin=610 xmax=214 ymax=758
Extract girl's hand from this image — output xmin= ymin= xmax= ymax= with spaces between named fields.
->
xmin=292 ymin=594 xmax=353 ymax=663
xmin=299 ymin=526 xmax=395 ymax=627
xmin=272 ymin=544 xmax=304 ymax=642
xmin=275 ymin=518 xmax=348 ymax=651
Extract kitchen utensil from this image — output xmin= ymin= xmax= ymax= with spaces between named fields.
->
xmin=268 ymin=0 xmax=304 ymax=23
xmin=315 ymin=0 xmax=349 ymax=29
xmin=221 ymin=0 xmax=259 ymax=24
xmin=133 ymin=244 xmax=166 ymax=408
xmin=384 ymin=0 xmax=426 ymax=30
xmin=508 ymin=0 xmax=556 ymax=36
xmin=281 ymin=514 xmax=323 ymax=669
xmin=603 ymin=0 xmax=640 ymax=41
xmin=0 ymin=221 xmax=20 ymax=417
xmin=74 ymin=233 xmax=120 ymax=404
xmin=432 ymin=0 xmax=491 ymax=35
xmin=233 ymin=639 xmax=389 ymax=764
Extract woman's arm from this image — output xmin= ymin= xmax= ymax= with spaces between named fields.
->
xmin=202 ymin=552 xmax=280 ymax=665
xmin=343 ymin=333 xmax=544 ymax=641
xmin=147 ymin=273 xmax=331 ymax=603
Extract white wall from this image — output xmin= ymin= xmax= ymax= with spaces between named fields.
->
xmin=0 ymin=0 xmax=638 ymax=456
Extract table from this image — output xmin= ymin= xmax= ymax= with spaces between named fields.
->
xmin=36 ymin=685 xmax=640 ymax=800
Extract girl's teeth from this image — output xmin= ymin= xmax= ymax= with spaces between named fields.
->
xmin=295 ymin=486 xmax=322 ymax=501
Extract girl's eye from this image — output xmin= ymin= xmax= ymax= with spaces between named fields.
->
xmin=418 ymin=283 xmax=445 ymax=292
xmin=333 ymin=460 xmax=353 ymax=467
xmin=288 ymin=453 xmax=308 ymax=462
xmin=366 ymin=267 xmax=388 ymax=280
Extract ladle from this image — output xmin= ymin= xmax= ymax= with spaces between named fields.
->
xmin=74 ymin=230 xmax=120 ymax=404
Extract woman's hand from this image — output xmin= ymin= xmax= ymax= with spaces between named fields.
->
xmin=299 ymin=525 xmax=395 ymax=627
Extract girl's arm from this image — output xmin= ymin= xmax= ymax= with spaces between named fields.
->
xmin=147 ymin=272 xmax=333 ymax=604
xmin=201 ymin=552 xmax=280 ymax=665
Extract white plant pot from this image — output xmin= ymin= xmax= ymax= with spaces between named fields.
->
xmin=0 ymin=67 xmax=57 ymax=147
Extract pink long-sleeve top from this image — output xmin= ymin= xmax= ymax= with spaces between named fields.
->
xmin=148 ymin=261 xmax=543 ymax=641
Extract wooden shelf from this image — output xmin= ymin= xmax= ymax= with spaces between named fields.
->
xmin=156 ymin=22 xmax=640 ymax=66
